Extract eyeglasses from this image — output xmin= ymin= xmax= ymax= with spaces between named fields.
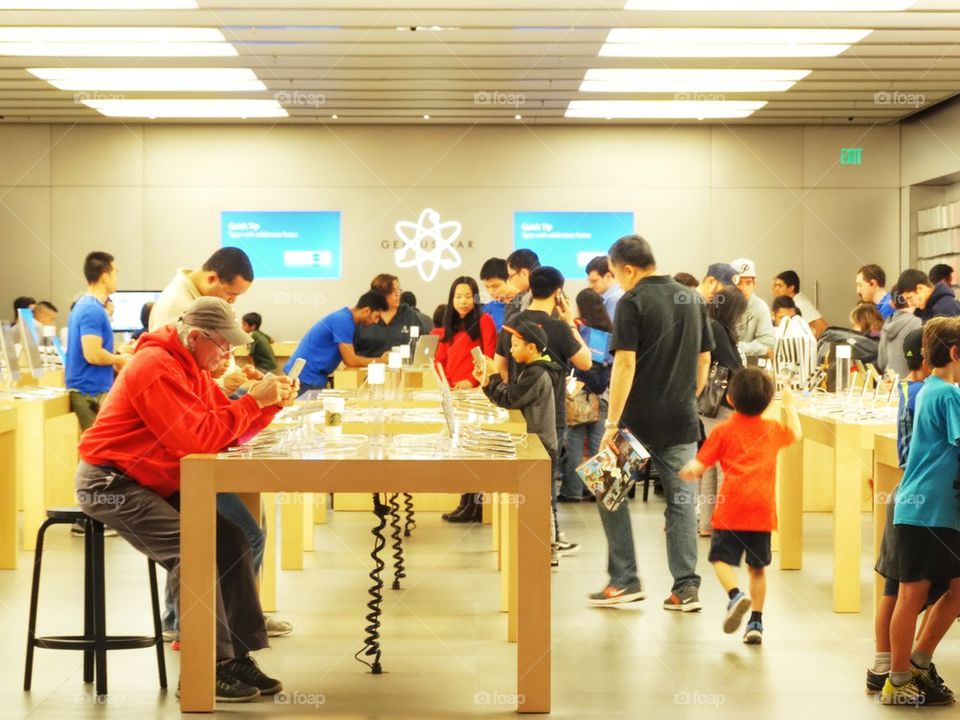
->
xmin=202 ymin=331 xmax=231 ymax=354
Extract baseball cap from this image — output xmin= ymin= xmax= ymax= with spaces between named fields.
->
xmin=730 ymin=258 xmax=757 ymax=279
xmin=706 ymin=262 xmax=740 ymax=286
xmin=179 ymin=296 xmax=252 ymax=347
xmin=903 ymin=327 xmax=924 ymax=371
xmin=504 ymin=321 xmax=548 ymax=353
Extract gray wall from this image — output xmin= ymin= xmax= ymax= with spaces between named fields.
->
xmin=0 ymin=123 xmax=902 ymax=341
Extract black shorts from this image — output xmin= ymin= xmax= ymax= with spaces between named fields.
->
xmin=708 ymin=530 xmax=771 ymax=569
xmin=895 ymin=525 xmax=960 ymax=587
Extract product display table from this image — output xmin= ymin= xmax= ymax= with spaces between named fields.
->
xmin=0 ymin=406 xmax=18 ymax=569
xmin=179 ymin=437 xmax=551 ymax=713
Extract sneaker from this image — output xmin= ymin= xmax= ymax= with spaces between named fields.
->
xmin=263 ymin=615 xmax=293 ymax=638
xmin=550 ymin=547 xmax=560 ymax=570
xmin=554 ymin=540 xmax=580 ymax=557
xmin=69 ymin=522 xmax=118 ymax=538
xmin=663 ymin=585 xmax=702 ymax=612
xmin=587 ymin=584 xmax=647 ymax=607
xmin=880 ymin=677 xmax=926 ymax=707
xmin=222 ymin=655 xmax=282 ymax=696
xmin=911 ymin=663 xmax=955 ymax=705
xmin=743 ymin=620 xmax=763 ymax=645
xmin=865 ymin=668 xmax=888 ymax=695
xmin=162 ymin=628 xmax=177 ymax=643
xmin=723 ymin=592 xmax=751 ymax=634
xmin=214 ymin=664 xmax=260 ymax=703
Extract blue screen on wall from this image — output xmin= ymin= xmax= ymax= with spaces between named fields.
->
xmin=221 ymin=211 xmax=342 ymax=279
xmin=513 ymin=211 xmax=634 ymax=277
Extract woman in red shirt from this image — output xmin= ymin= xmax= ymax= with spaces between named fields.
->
xmin=434 ymin=276 xmax=497 ymax=390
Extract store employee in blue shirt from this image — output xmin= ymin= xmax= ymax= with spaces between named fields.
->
xmin=284 ymin=291 xmax=390 ymax=395
xmin=66 ymin=251 xmax=128 ymax=431
xmin=856 ymin=264 xmax=895 ymax=321
xmin=585 ymin=255 xmax=624 ymax=322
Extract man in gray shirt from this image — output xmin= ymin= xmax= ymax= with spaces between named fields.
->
xmin=731 ymin=258 xmax=775 ymax=359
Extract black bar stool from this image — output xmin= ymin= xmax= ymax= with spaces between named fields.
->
xmin=24 ymin=508 xmax=167 ymax=696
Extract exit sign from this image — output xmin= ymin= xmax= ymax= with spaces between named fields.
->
xmin=840 ymin=147 xmax=863 ymax=165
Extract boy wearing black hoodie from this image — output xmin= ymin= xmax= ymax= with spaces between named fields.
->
xmin=477 ymin=320 xmax=565 ymax=568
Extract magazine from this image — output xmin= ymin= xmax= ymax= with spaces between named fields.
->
xmin=576 ymin=427 xmax=651 ymax=511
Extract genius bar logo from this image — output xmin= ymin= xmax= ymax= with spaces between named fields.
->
xmin=390 ymin=208 xmax=472 ymax=281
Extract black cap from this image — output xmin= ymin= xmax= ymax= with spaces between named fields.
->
xmin=903 ymin=327 xmax=924 ymax=371
xmin=504 ymin=321 xmax=548 ymax=353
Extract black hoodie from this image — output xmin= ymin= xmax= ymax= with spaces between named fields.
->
xmin=917 ymin=283 xmax=960 ymax=323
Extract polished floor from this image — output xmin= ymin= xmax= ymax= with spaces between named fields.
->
xmin=1 ymin=496 xmax=957 ymax=719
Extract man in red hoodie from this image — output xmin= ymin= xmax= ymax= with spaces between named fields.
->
xmin=75 ymin=296 xmax=296 ymax=703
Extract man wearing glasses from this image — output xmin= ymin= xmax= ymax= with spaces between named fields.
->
xmin=76 ymin=297 xmax=297 ymax=703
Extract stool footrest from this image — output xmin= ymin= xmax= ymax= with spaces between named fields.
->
xmin=33 ymin=635 xmax=159 ymax=651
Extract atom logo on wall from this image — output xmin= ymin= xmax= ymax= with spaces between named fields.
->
xmin=393 ymin=208 xmax=463 ymax=282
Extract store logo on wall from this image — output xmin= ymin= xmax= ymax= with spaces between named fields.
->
xmin=391 ymin=208 xmax=467 ymax=282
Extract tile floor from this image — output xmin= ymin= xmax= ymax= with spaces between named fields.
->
xmin=1 ymin=497 xmax=957 ymax=719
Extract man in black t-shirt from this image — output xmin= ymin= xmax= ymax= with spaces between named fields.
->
xmin=587 ymin=235 xmax=714 ymax=611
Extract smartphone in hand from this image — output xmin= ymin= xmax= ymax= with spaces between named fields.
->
xmin=287 ymin=357 xmax=307 ymax=383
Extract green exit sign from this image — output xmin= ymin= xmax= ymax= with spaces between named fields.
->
xmin=840 ymin=147 xmax=863 ymax=165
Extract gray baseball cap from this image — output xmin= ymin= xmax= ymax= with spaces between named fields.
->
xmin=179 ymin=296 xmax=251 ymax=347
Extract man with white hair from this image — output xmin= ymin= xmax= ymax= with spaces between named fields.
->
xmin=730 ymin=258 xmax=775 ymax=359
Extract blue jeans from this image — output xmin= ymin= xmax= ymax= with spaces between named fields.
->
xmin=596 ymin=442 xmax=700 ymax=593
xmin=163 ymin=492 xmax=266 ymax=632
xmin=560 ymin=401 xmax=608 ymax=498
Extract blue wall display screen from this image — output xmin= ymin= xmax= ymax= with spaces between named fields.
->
xmin=221 ymin=211 xmax=342 ymax=279
xmin=513 ymin=211 xmax=634 ymax=277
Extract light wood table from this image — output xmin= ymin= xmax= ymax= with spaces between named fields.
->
xmin=0 ymin=406 xmax=18 ymax=569
xmin=179 ymin=439 xmax=552 ymax=714
xmin=873 ymin=433 xmax=901 ymax=615
xmin=778 ymin=404 xmax=895 ymax=613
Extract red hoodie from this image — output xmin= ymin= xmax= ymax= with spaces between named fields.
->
xmin=79 ymin=325 xmax=280 ymax=498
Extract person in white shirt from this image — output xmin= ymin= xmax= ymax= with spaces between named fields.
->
xmin=772 ymin=269 xmax=827 ymax=338
xmin=730 ymin=258 xmax=774 ymax=359
xmin=585 ymin=255 xmax=624 ymax=322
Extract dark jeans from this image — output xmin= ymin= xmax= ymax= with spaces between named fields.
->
xmin=75 ymin=461 xmax=267 ymax=661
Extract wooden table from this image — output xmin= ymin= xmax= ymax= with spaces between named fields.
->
xmin=179 ymin=439 xmax=552 ymax=713
xmin=873 ymin=433 xmax=900 ymax=615
xmin=0 ymin=406 xmax=18 ymax=569
xmin=778 ymin=403 xmax=895 ymax=613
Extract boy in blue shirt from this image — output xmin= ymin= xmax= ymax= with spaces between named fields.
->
xmin=882 ymin=318 xmax=960 ymax=706
xmin=284 ymin=291 xmax=388 ymax=395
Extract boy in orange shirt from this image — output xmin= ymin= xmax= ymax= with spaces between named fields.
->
xmin=680 ymin=367 xmax=802 ymax=644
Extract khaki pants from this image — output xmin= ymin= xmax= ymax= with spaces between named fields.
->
xmin=69 ymin=391 xmax=108 ymax=431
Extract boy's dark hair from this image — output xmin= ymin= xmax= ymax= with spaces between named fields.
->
xmin=930 ymin=263 xmax=954 ymax=285
xmin=242 ymin=312 xmax=262 ymax=329
xmin=432 ymin=303 xmax=447 ymax=328
xmin=894 ymin=269 xmax=931 ymax=296
xmin=356 ymin=291 xmax=389 ymax=312
xmin=903 ymin=327 xmax=924 ymax=372
xmin=13 ymin=296 xmax=36 ymax=317
xmin=83 ymin=251 xmax=114 ymax=284
xmin=728 ymin=367 xmax=774 ymax=416
xmin=585 ymin=255 xmax=611 ymax=277
xmin=775 ymin=270 xmax=800 ymax=293
xmin=857 ymin=264 xmax=886 ymax=287
xmin=139 ymin=301 xmax=154 ymax=329
xmin=922 ymin=317 xmax=960 ymax=369
xmin=35 ymin=300 xmax=57 ymax=314
xmin=529 ymin=266 xmax=564 ymax=300
xmin=608 ymin=234 xmax=655 ymax=269
xmin=480 ymin=257 xmax=508 ymax=281
xmin=673 ymin=272 xmax=699 ymax=288
xmin=772 ymin=295 xmax=800 ymax=315
xmin=203 ymin=247 xmax=254 ymax=283
xmin=506 ymin=249 xmax=540 ymax=272
xmin=400 ymin=291 xmax=417 ymax=308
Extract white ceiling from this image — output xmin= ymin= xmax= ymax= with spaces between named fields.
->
xmin=1 ymin=0 xmax=960 ymax=124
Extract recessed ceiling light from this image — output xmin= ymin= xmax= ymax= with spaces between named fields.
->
xmin=0 ymin=1 xmax=197 ymax=6
xmin=580 ymin=68 xmax=810 ymax=93
xmin=82 ymin=99 xmax=287 ymax=118
xmin=515 ymin=114 xmax=522 ymax=120
xmin=331 ymin=114 xmax=338 ymax=119
xmin=624 ymin=0 xmax=916 ymax=9
xmin=601 ymin=28 xmax=871 ymax=58
xmin=28 ymin=68 xmax=264 ymax=92
xmin=423 ymin=114 xmax=430 ymax=119
xmin=565 ymin=100 xmax=766 ymax=119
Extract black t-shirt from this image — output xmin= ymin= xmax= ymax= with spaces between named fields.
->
xmin=611 ymin=276 xmax=714 ymax=448
xmin=354 ymin=303 xmax=429 ymax=358
xmin=496 ymin=308 xmax=581 ymax=427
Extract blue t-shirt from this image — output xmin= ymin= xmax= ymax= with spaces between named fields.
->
xmin=65 ymin=294 xmax=115 ymax=395
xmin=896 ymin=379 xmax=923 ymax=468
xmin=895 ymin=375 xmax=960 ymax=530
xmin=482 ymin=301 xmax=505 ymax=332
xmin=285 ymin=307 xmax=356 ymax=388
xmin=602 ymin=284 xmax=624 ymax=322
xmin=876 ymin=292 xmax=895 ymax=321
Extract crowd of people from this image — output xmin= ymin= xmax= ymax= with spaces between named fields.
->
xmin=6 ymin=238 xmax=960 ymax=707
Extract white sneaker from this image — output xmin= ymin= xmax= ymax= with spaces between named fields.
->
xmin=263 ymin=615 xmax=292 ymax=637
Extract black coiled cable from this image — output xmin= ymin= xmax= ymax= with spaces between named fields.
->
xmin=355 ymin=493 xmax=389 ymax=674
xmin=402 ymin=492 xmax=416 ymax=537
xmin=388 ymin=494 xmax=406 ymax=591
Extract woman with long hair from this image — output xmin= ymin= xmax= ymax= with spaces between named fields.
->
xmin=698 ymin=285 xmax=748 ymax=536
xmin=353 ymin=273 xmax=431 ymax=357
xmin=438 ymin=276 xmax=498 ymax=523
xmin=558 ymin=289 xmax=614 ymax=502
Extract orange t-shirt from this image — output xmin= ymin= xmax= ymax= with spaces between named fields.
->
xmin=696 ymin=412 xmax=795 ymax=532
